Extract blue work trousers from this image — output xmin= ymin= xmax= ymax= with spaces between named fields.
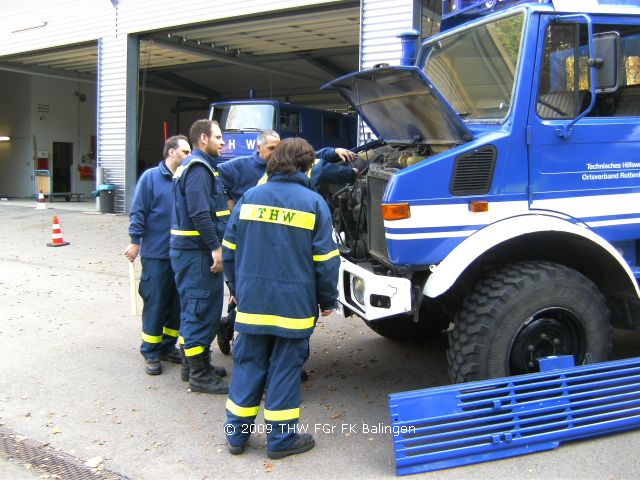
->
xmin=225 ymin=333 xmax=309 ymax=451
xmin=139 ymin=258 xmax=180 ymax=359
xmin=169 ymin=249 xmax=224 ymax=355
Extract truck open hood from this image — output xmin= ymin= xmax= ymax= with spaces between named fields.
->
xmin=322 ymin=66 xmax=473 ymax=145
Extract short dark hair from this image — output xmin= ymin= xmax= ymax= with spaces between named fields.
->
xmin=163 ymin=134 xmax=189 ymax=159
xmin=189 ymin=119 xmax=218 ymax=146
xmin=266 ymin=137 xmax=315 ymax=176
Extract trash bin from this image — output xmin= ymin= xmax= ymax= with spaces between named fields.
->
xmin=97 ymin=184 xmax=116 ymax=214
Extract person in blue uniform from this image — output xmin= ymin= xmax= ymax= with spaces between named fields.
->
xmin=222 ymin=137 xmax=340 ymax=459
xmin=170 ymin=119 xmax=229 ymax=395
xmin=217 ymin=130 xmax=357 ymax=205
xmin=217 ymin=130 xmax=281 ymax=203
xmin=124 ymin=135 xmax=191 ymax=376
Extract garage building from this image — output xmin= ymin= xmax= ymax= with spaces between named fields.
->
xmin=0 ymin=0 xmax=441 ymax=212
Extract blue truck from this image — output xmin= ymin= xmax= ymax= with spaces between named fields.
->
xmin=323 ymin=0 xmax=640 ymax=383
xmin=208 ymin=99 xmax=356 ymax=161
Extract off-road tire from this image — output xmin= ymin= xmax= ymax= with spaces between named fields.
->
xmin=447 ymin=260 xmax=611 ymax=383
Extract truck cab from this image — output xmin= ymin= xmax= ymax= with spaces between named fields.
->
xmin=323 ymin=0 xmax=640 ymax=383
xmin=208 ymin=99 xmax=356 ymax=161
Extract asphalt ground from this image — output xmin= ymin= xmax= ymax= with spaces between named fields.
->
xmin=1 ymin=200 xmax=640 ymax=479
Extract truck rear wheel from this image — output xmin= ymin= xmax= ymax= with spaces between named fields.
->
xmin=447 ymin=261 xmax=611 ymax=383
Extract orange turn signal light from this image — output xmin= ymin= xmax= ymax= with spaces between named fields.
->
xmin=468 ymin=201 xmax=489 ymax=213
xmin=381 ymin=203 xmax=411 ymax=221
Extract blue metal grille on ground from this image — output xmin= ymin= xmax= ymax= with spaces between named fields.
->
xmin=389 ymin=356 xmax=640 ymax=475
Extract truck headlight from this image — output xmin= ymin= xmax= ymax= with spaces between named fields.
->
xmin=351 ymin=275 xmax=365 ymax=306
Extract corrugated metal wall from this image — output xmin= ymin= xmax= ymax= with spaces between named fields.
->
xmin=358 ymin=0 xmax=415 ymax=142
xmin=0 ymin=0 xmax=114 ymax=56
xmin=116 ymin=0 xmax=344 ymax=34
xmin=97 ymin=35 xmax=137 ymax=213
xmin=360 ymin=0 xmax=414 ymax=69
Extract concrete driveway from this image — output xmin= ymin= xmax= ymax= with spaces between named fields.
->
xmin=1 ymin=202 xmax=640 ymax=479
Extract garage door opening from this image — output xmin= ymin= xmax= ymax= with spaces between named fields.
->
xmin=52 ymin=142 xmax=73 ymax=194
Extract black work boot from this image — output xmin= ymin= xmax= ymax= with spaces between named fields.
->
xmin=186 ymin=353 xmax=229 ymax=394
xmin=161 ymin=348 xmax=182 ymax=364
xmin=227 ymin=439 xmax=245 ymax=455
xmin=180 ymin=345 xmax=189 ymax=382
xmin=145 ymin=358 xmax=162 ymax=376
xmin=267 ymin=434 xmax=315 ymax=460
xmin=204 ymin=346 xmax=227 ymax=378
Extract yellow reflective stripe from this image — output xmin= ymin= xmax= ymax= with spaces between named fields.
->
xmin=313 ymin=249 xmax=339 ymax=262
xmin=179 ymin=336 xmax=185 ymax=345
xmin=216 ymin=210 xmax=231 ymax=217
xmin=264 ymin=407 xmax=300 ymax=422
xmin=236 ymin=311 xmax=315 ymax=330
xmin=222 ymin=239 xmax=236 ymax=250
xmin=226 ymin=399 xmax=260 ymax=418
xmin=171 ymin=229 xmax=200 ymax=236
xmin=213 ymin=171 xmax=219 ymax=176
xmin=142 ymin=332 xmax=163 ymax=344
xmin=239 ymin=204 xmax=315 ymax=230
xmin=163 ymin=327 xmax=179 ymax=338
xmin=257 ymin=173 xmax=268 ymax=185
xmin=184 ymin=345 xmax=205 ymax=356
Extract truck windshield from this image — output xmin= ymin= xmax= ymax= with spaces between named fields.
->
xmin=211 ymin=104 xmax=276 ymax=131
xmin=423 ymin=12 xmax=525 ymax=121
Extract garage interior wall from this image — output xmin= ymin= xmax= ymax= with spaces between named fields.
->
xmin=0 ymin=70 xmax=97 ymax=198
xmin=0 ymin=70 xmax=31 ymax=198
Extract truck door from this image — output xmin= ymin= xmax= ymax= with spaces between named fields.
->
xmin=527 ymin=16 xmax=640 ymax=239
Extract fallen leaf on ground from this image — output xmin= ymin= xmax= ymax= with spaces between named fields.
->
xmin=84 ymin=456 xmax=103 ymax=469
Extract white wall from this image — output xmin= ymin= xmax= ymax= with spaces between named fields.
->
xmin=0 ymin=71 xmax=97 ymax=198
xmin=0 ymin=71 xmax=32 ymax=198
xmin=0 ymin=0 xmax=114 ymax=56
xmin=31 ymin=77 xmax=97 ymax=196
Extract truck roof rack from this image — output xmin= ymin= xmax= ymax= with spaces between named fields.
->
xmin=442 ymin=0 xmax=548 ymax=21
xmin=441 ymin=0 xmax=640 ymax=29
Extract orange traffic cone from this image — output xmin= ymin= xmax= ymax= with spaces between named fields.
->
xmin=36 ymin=190 xmax=47 ymax=210
xmin=47 ymin=215 xmax=70 ymax=247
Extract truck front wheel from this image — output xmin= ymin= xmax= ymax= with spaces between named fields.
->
xmin=447 ymin=261 xmax=611 ymax=383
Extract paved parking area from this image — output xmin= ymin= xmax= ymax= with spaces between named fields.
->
xmin=1 ymin=203 xmax=640 ymax=479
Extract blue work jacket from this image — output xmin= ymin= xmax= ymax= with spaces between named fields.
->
xmin=222 ymin=172 xmax=339 ymax=339
xmin=309 ymin=154 xmax=356 ymax=189
xmin=218 ymin=148 xmax=351 ymax=201
xmin=170 ymin=149 xmax=230 ymax=251
xmin=128 ymin=160 xmax=174 ymax=259
xmin=217 ymin=151 xmax=266 ymax=202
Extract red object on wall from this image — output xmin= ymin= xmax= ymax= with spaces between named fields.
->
xmin=37 ymin=157 xmax=49 ymax=170
xmin=163 ymin=121 xmax=168 ymax=142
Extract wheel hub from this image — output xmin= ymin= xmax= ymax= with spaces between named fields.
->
xmin=510 ymin=308 xmax=585 ymax=375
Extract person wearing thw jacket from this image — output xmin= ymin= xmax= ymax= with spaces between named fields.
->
xmin=222 ymin=137 xmax=339 ymax=460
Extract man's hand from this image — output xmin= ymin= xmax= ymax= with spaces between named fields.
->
xmin=211 ymin=247 xmax=223 ymax=274
xmin=320 ymin=309 xmax=334 ymax=317
xmin=124 ymin=244 xmax=140 ymax=262
xmin=335 ymin=148 xmax=356 ymax=163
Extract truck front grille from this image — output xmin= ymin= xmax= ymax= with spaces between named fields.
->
xmin=367 ymin=174 xmax=389 ymax=261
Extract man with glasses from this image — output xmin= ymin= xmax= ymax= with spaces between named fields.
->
xmin=125 ymin=135 xmax=191 ymax=376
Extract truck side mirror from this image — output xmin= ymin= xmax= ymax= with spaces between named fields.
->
xmin=593 ymin=32 xmax=620 ymax=93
